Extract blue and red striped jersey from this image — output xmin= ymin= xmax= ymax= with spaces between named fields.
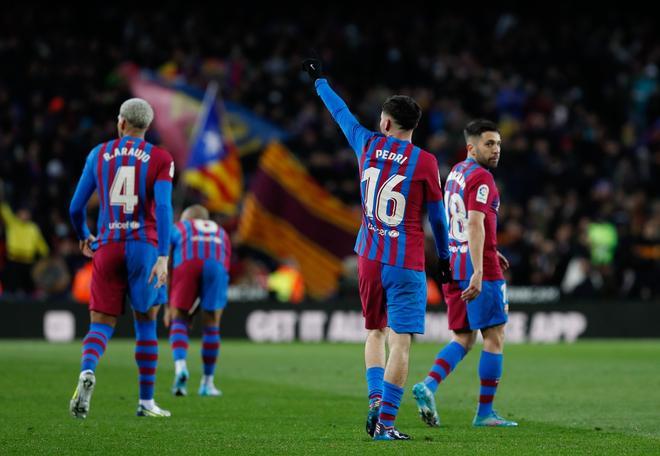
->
xmin=315 ymin=79 xmax=449 ymax=271
xmin=70 ymin=135 xmax=174 ymax=253
xmin=93 ymin=136 xmax=173 ymax=247
xmin=444 ymin=158 xmax=503 ymax=281
xmin=353 ymin=136 xmax=446 ymax=270
xmin=171 ymin=219 xmax=231 ymax=271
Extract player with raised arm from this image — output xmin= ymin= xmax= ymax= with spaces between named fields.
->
xmin=303 ymin=58 xmax=451 ymax=441
xmin=68 ymin=98 xmax=174 ymax=418
xmin=165 ymin=204 xmax=231 ymax=397
xmin=412 ymin=119 xmax=518 ymax=427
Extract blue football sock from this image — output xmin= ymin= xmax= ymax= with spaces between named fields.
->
xmin=378 ymin=381 xmax=404 ymax=428
xmin=366 ymin=366 xmax=384 ymax=406
xmin=134 ymin=319 xmax=158 ymax=401
xmin=201 ymin=326 xmax=221 ymax=377
xmin=81 ymin=322 xmax=114 ymax=372
xmin=168 ymin=319 xmax=189 ymax=362
xmin=477 ymin=351 xmax=503 ymax=417
xmin=423 ymin=341 xmax=466 ymax=392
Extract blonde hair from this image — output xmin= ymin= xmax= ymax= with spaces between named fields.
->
xmin=181 ymin=204 xmax=209 ymax=221
xmin=119 ymin=98 xmax=154 ymax=130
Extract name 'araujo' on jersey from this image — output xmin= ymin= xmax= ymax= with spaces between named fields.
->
xmin=171 ymin=219 xmax=231 ymax=272
xmin=315 ymin=79 xmax=449 ymax=271
xmin=444 ymin=158 xmax=503 ymax=281
xmin=69 ymin=135 xmax=174 ymax=256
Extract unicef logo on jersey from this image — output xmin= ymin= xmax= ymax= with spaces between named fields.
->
xmin=109 ymin=221 xmax=141 ymax=230
xmin=368 ymin=223 xmax=400 ymax=239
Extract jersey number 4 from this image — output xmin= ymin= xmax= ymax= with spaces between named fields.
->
xmin=109 ymin=166 xmax=138 ymax=214
xmin=361 ymin=167 xmax=406 ymax=227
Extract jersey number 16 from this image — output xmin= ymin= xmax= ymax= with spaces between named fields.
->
xmin=361 ymin=167 xmax=407 ymax=227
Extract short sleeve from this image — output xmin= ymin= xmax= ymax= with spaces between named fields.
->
xmin=466 ymin=171 xmax=496 ymax=213
xmin=154 ymin=148 xmax=175 ymax=183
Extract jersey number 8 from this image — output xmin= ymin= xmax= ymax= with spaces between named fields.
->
xmin=193 ymin=219 xmax=219 ymax=234
xmin=445 ymin=192 xmax=468 ymax=242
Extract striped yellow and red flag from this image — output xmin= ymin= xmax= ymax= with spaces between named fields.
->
xmin=182 ymin=83 xmax=242 ymax=214
xmin=238 ymin=142 xmax=360 ymax=299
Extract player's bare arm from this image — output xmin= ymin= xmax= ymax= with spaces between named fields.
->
xmin=497 ymin=251 xmax=509 ymax=271
xmin=461 ymin=210 xmax=485 ymax=301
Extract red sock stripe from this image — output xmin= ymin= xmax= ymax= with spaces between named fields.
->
xmin=428 ymin=371 xmax=442 ymax=383
xmin=87 ymin=331 xmax=108 ymax=342
xmin=481 ymin=379 xmax=499 ymax=387
xmin=136 ymin=340 xmax=158 ymax=347
xmin=139 ymin=367 xmax=156 ymax=375
xmin=135 ymin=353 xmax=158 ymax=361
xmin=82 ymin=348 xmax=100 ymax=359
xmin=204 ymin=328 xmax=220 ymax=334
xmin=202 ymin=356 xmax=217 ymax=365
xmin=479 ymin=395 xmax=494 ymax=404
xmin=379 ymin=413 xmax=396 ymax=421
xmin=381 ymin=401 xmax=398 ymax=409
xmin=172 ymin=341 xmax=189 ymax=349
xmin=83 ymin=337 xmax=106 ymax=350
xmin=139 ymin=381 xmax=155 ymax=386
xmin=203 ymin=342 xmax=220 ymax=350
xmin=435 ymin=358 xmax=452 ymax=376
xmin=170 ymin=329 xmax=188 ymax=336
xmin=369 ymin=393 xmax=382 ymax=399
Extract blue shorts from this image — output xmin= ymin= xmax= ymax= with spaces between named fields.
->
xmin=90 ymin=242 xmax=160 ymax=316
xmin=156 ymin=284 xmax=168 ymax=305
xmin=457 ymin=279 xmax=508 ymax=330
xmin=358 ymin=256 xmax=427 ymax=334
xmin=201 ymin=260 xmax=229 ymax=311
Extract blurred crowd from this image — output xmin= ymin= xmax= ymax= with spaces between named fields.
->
xmin=0 ymin=6 xmax=658 ymax=300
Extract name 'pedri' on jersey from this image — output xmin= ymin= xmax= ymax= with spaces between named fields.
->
xmin=444 ymin=158 xmax=503 ymax=281
xmin=315 ymin=79 xmax=449 ymax=271
xmin=171 ymin=219 xmax=231 ymax=271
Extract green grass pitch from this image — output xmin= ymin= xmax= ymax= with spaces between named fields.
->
xmin=0 ymin=340 xmax=658 ymax=455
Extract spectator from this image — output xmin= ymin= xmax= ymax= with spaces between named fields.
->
xmin=0 ymin=182 xmax=50 ymax=295
xmin=0 ymin=7 xmax=657 ymax=299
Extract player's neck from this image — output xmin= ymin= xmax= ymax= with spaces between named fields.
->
xmin=121 ymin=130 xmax=146 ymax=140
xmin=467 ymin=154 xmax=484 ymax=167
xmin=387 ymin=130 xmax=413 ymax=142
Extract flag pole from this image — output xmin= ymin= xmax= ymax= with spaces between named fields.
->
xmin=189 ymin=81 xmax=219 ymax=152
xmin=174 ymin=81 xmax=219 ymax=215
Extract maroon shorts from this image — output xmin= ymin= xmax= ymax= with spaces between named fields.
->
xmin=170 ymin=259 xmax=204 ymax=313
xmin=170 ymin=257 xmax=229 ymax=313
xmin=442 ymin=281 xmax=470 ymax=331
xmin=90 ymin=242 xmax=159 ymax=316
xmin=358 ymin=256 xmax=387 ymax=330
